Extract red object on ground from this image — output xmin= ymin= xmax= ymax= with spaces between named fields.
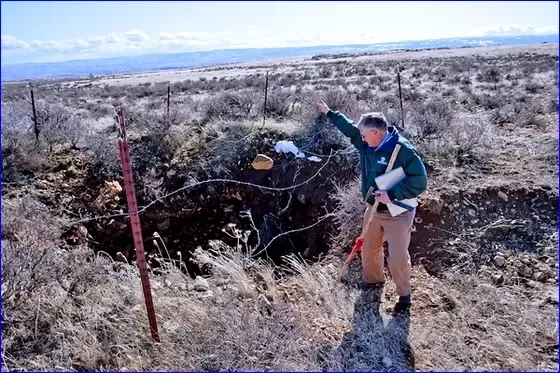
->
xmin=338 ymin=236 xmax=364 ymax=280
xmin=116 ymin=107 xmax=160 ymax=343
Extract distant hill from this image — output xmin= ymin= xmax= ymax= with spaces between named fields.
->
xmin=1 ymin=34 xmax=558 ymax=82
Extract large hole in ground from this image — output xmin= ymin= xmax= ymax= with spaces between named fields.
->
xmin=81 ymin=155 xmax=358 ymax=277
xmin=65 ymin=140 xmax=556 ymax=281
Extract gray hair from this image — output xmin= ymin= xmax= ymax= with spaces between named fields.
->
xmin=357 ymin=112 xmax=388 ymax=131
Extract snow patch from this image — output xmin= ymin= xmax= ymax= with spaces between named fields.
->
xmin=307 ymin=156 xmax=322 ymax=162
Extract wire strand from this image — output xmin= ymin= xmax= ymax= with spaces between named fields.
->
xmin=68 ymin=148 xmax=339 ymax=226
xmin=250 ymin=212 xmax=336 ymax=257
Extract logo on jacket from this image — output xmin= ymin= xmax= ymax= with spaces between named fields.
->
xmin=377 ymin=157 xmax=387 ymax=165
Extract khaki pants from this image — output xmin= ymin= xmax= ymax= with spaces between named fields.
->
xmin=360 ymin=206 xmax=416 ymax=297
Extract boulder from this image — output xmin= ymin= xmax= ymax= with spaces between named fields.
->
xmin=251 ymin=154 xmax=274 ymax=170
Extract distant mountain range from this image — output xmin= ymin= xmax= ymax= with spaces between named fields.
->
xmin=1 ymin=34 xmax=558 ymax=82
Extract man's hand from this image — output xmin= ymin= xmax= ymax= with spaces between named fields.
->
xmin=317 ymin=100 xmax=330 ymax=115
xmin=374 ymin=190 xmax=391 ymax=204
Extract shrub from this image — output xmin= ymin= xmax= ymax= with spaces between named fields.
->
xmin=476 ymin=67 xmax=501 ymax=83
xmin=2 ymin=197 xmax=64 ymax=307
xmin=447 ymin=114 xmax=493 ymax=157
xmin=242 ymin=74 xmax=264 ymax=88
xmin=476 ymin=93 xmax=504 ymax=110
xmin=407 ymin=98 xmax=453 ymax=139
xmin=330 ymin=177 xmax=363 ymax=250
xmin=1 ymin=100 xmax=55 ymax=181
xmin=357 ymin=86 xmax=375 ymax=102
xmin=85 ymin=133 xmax=122 ymax=179
xmin=262 ymin=89 xmax=294 ymax=119
xmin=34 ymin=100 xmax=87 ymax=151
xmin=378 ymin=83 xmax=391 ymax=92
xmin=321 ymin=89 xmax=357 ymax=113
xmin=525 ymin=81 xmax=544 ymax=94
xmin=414 ymin=113 xmax=494 ymax=166
xmin=203 ymin=91 xmax=259 ymax=122
xmin=1 ymin=100 xmax=32 ymax=151
xmin=278 ymin=73 xmax=297 ymax=87
xmin=319 ymin=66 xmax=333 ymax=79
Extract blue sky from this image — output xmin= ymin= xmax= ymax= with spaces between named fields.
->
xmin=1 ymin=1 xmax=558 ymax=65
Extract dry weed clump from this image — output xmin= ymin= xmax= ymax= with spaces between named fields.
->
xmin=407 ymin=98 xmax=454 ymax=139
xmin=1 ymin=198 xmax=64 ymax=307
xmin=203 ymin=90 xmax=260 ymax=122
xmin=33 ymin=99 xmax=88 ymax=151
xmin=85 ymin=133 xmax=122 ymax=179
xmin=329 ymin=177 xmax=363 ymax=250
xmin=412 ymin=112 xmax=496 ymax=166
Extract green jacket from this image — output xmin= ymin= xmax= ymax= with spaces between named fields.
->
xmin=327 ymin=110 xmax=427 ymax=210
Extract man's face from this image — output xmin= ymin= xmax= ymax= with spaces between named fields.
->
xmin=359 ymin=124 xmax=385 ymax=148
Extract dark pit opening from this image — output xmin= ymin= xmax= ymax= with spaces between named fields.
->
xmin=83 ymin=156 xmax=357 ymax=277
xmin=78 ymin=151 xmax=557 ymax=280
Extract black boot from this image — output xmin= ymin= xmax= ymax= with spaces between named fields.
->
xmin=393 ymin=295 xmax=411 ymax=314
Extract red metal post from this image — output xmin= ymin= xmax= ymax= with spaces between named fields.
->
xmin=116 ymin=107 xmax=160 ymax=343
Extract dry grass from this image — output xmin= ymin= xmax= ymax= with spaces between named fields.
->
xmin=2 ymin=196 xmax=557 ymax=371
xmin=329 ymin=177 xmax=363 ymax=250
xmin=412 ymin=271 xmax=558 ymax=371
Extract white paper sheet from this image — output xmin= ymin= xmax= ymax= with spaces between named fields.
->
xmin=274 ymin=140 xmax=305 ymax=158
xmin=374 ymin=167 xmax=418 ymax=216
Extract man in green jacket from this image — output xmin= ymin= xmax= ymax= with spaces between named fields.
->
xmin=317 ymin=100 xmax=427 ymax=313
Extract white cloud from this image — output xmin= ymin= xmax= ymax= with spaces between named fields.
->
xmin=122 ymin=30 xmax=148 ymax=43
xmin=0 ymin=31 xmax=158 ymax=57
xmin=470 ymin=24 xmax=559 ymax=37
xmin=1 ymin=35 xmax=29 ymax=50
xmin=0 ymin=28 xmax=454 ymax=57
xmin=3 ymin=24 xmax=558 ymax=64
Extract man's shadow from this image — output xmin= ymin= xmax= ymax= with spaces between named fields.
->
xmin=321 ymin=287 xmax=415 ymax=371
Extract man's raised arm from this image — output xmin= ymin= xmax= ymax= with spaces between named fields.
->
xmin=317 ymin=100 xmax=363 ymax=149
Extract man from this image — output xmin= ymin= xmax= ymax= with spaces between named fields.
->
xmin=317 ymin=100 xmax=427 ymax=313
